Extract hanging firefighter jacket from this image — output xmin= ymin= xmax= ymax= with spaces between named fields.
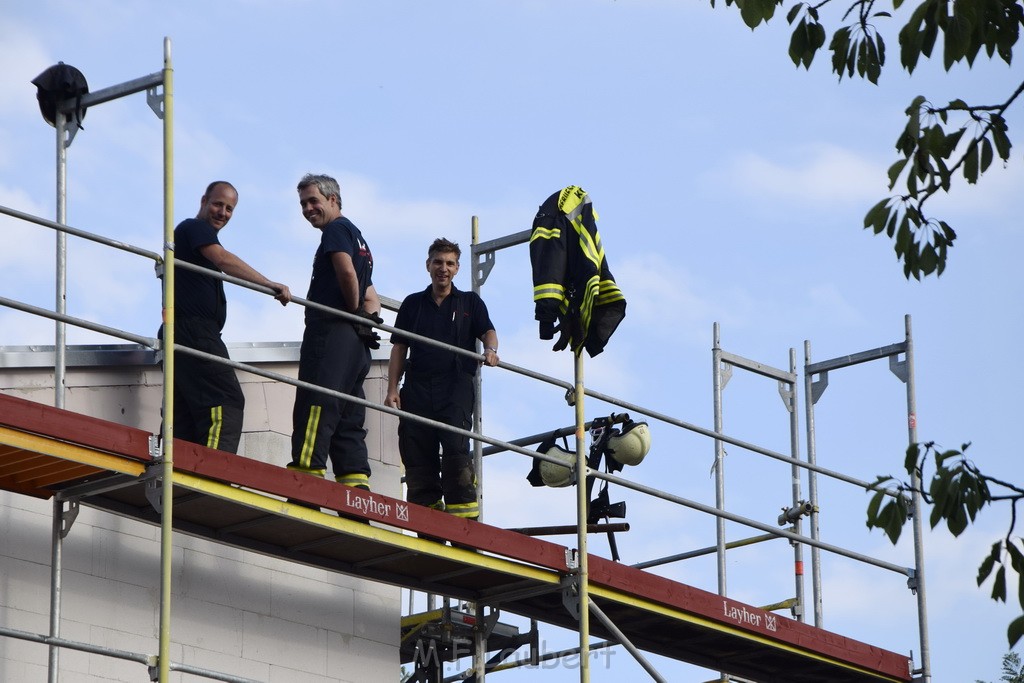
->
xmin=530 ymin=185 xmax=626 ymax=357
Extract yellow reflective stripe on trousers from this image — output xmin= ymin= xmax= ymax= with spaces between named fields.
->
xmin=285 ymin=463 xmax=327 ymax=477
xmin=446 ymin=501 xmax=479 ymax=519
xmin=206 ymin=405 xmax=223 ymax=449
xmin=297 ymin=405 xmax=322 ymax=470
xmin=337 ymin=473 xmax=369 ymax=489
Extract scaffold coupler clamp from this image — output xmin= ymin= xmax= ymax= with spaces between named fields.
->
xmin=778 ymin=500 xmax=815 ymax=526
xmin=559 ymin=549 xmax=583 ymax=619
xmin=906 ymin=567 xmax=918 ymax=594
xmin=142 ymin=462 xmax=164 ymax=513
xmin=149 ymin=434 xmax=163 ymax=461
xmin=560 ymin=574 xmax=582 ymax=621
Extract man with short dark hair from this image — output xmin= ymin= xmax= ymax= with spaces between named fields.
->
xmin=386 ymin=238 xmax=499 ymax=519
xmin=171 ymin=181 xmax=291 ymax=453
xmin=289 ymin=173 xmax=381 ymax=491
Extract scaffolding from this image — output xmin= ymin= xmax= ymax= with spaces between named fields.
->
xmin=0 ymin=39 xmax=930 ymax=683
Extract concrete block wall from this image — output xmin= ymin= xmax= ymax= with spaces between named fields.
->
xmin=0 ymin=345 xmax=403 ymax=682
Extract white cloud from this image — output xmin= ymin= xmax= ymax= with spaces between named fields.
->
xmin=613 ymin=252 xmax=754 ymax=346
xmin=0 ymin=189 xmax=58 ymax=295
xmin=721 ymin=143 xmax=888 ymax=206
xmin=0 ymin=19 xmax=50 ymax=119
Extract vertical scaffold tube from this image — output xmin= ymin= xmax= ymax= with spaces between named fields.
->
xmin=470 ymin=216 xmax=487 ymax=681
xmin=905 ymin=315 xmax=931 ymax=682
xmin=48 ymin=107 xmax=69 ymax=683
xmin=574 ymin=351 xmax=590 ymax=683
xmin=711 ymin=323 xmax=727 ymax=596
xmin=787 ymin=348 xmax=805 ymax=622
xmin=471 ymin=216 xmax=484 ymax=522
xmin=158 ymin=36 xmax=175 ymax=683
xmin=803 ymin=340 xmax=824 ymax=627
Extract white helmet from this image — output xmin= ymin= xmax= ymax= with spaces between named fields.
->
xmin=606 ymin=420 xmax=651 ymax=466
xmin=539 ymin=444 xmax=576 ymax=487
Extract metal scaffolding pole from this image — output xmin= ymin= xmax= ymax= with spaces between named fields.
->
xmin=902 ymin=315 xmax=932 ymax=682
xmin=803 ymin=339 xmax=825 ymax=628
xmin=574 ymin=351 xmax=591 ymax=683
xmin=785 ymin=348 xmax=806 ymax=622
xmin=802 ymin=315 xmax=930 ymax=679
xmin=157 ymin=37 xmax=175 ymax=683
xmin=712 ymin=323 xmax=729 ymax=596
xmin=48 ymin=97 xmax=69 ymax=683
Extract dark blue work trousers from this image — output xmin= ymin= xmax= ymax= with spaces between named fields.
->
xmin=289 ymin=320 xmax=371 ymax=485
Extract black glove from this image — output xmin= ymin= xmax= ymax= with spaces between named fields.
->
xmin=551 ymin=322 xmax=569 ymax=352
xmin=539 ymin=319 xmax=569 ymax=352
xmin=354 ymin=310 xmax=383 ymax=350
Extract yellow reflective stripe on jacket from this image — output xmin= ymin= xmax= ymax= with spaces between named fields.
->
xmin=533 ymin=282 xmax=565 ymax=303
xmin=557 ymin=185 xmax=588 ymax=217
xmin=530 ymin=226 xmax=561 ymax=241
xmin=596 ymin=282 xmax=625 ymax=305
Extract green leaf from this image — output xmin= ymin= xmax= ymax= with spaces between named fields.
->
xmin=1008 ymin=616 xmax=1024 ymax=648
xmin=946 ymin=502 xmax=968 ymax=536
xmin=899 ymin=6 xmax=926 ymax=72
xmin=943 ymin=13 xmax=972 ymax=70
xmin=864 ymin=198 xmax=890 ymax=232
xmin=786 ymin=2 xmax=802 ymax=24
xmin=906 ymin=96 xmax=925 ymax=138
xmin=789 ymin=19 xmax=809 ymax=67
xmin=810 ymin=21 xmax=825 ymax=53
xmin=981 ymin=137 xmax=994 ymax=173
xmin=919 ymin=244 xmax=938 ymax=276
xmin=941 ymin=129 xmax=966 ymax=158
xmin=884 ymin=499 xmax=907 ymax=544
xmin=885 ymin=209 xmax=899 ymax=238
xmin=978 ymin=542 xmax=1001 ymax=585
xmin=904 ymin=443 xmax=920 ymax=474
xmin=992 ymin=115 xmax=1012 ymax=160
xmin=922 ymin=19 xmax=938 ymax=58
xmin=829 ymin=27 xmax=853 ymax=78
xmin=884 ymin=158 xmax=909 ymax=188
xmin=1008 ymin=541 xmax=1024 ymax=576
xmin=866 ymin=488 xmax=886 ymax=526
xmin=994 ymin=566 xmax=1008 ymax=602
xmin=935 ymin=447 xmax=961 ymax=466
xmin=740 ymin=0 xmax=766 ymax=29
xmin=895 ymin=218 xmax=912 ymax=257
xmin=964 ymin=142 xmax=979 ymax=184
xmin=865 ymin=35 xmax=882 ymax=84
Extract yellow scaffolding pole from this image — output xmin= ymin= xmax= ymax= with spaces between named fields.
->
xmin=158 ymin=36 xmax=175 ymax=683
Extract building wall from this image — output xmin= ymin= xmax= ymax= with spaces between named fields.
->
xmin=0 ymin=344 xmax=403 ymax=682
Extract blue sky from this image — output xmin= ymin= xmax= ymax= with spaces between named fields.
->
xmin=2 ymin=1 xmax=1022 ymax=681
